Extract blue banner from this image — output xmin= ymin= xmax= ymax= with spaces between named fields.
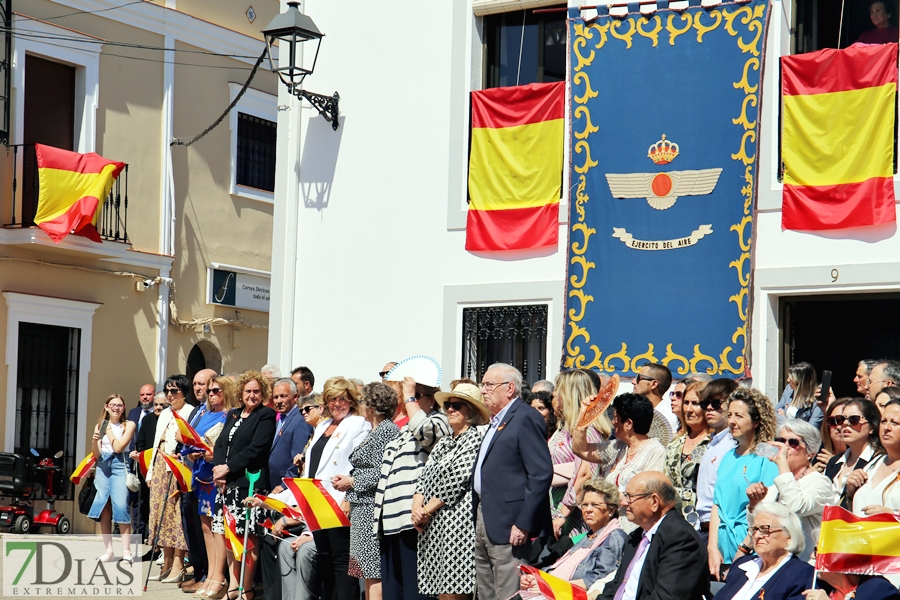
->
xmin=563 ymin=0 xmax=768 ymax=378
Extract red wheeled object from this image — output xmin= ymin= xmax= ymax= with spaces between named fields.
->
xmin=0 ymin=450 xmax=70 ymax=534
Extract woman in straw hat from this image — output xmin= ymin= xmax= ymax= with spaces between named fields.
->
xmin=412 ymin=383 xmax=489 ymax=599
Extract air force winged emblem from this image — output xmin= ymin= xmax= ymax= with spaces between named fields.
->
xmin=605 ymin=134 xmax=722 ymax=210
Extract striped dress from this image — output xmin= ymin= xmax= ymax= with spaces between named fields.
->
xmin=372 ymin=408 xmax=450 ymax=536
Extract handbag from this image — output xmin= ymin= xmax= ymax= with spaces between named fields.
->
xmin=78 ymin=477 xmax=97 ymax=515
xmin=552 ymin=461 xmax=577 ymax=487
xmin=126 ymin=461 xmax=141 ymax=493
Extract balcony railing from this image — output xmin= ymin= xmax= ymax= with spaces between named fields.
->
xmin=3 ymin=144 xmax=129 ymax=243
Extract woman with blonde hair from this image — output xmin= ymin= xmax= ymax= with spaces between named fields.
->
xmin=88 ymin=393 xmax=137 ymax=562
xmin=665 ymin=380 xmax=711 ymax=524
xmin=550 ymin=370 xmax=612 ymax=538
xmin=776 ymin=362 xmax=823 ymax=429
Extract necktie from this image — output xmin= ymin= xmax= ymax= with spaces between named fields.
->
xmin=613 ymin=534 xmax=651 ymax=600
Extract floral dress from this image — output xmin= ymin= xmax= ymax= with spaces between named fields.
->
xmin=664 ymin=433 xmax=710 ymax=522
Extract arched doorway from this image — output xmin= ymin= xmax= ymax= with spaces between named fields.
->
xmin=185 ymin=341 xmax=223 ymax=385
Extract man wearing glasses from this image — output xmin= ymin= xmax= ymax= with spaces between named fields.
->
xmin=472 ymin=363 xmax=553 ymax=600
xmin=632 ymin=363 xmax=678 ymax=436
xmin=600 ymin=471 xmax=709 ymax=600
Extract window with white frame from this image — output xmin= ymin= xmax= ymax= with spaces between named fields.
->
xmin=229 ymin=84 xmax=278 ymax=202
xmin=480 ymin=4 xmax=567 ymax=89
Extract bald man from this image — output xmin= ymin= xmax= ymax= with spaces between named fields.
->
xmin=192 ymin=369 xmax=217 ymax=406
xmin=600 ymin=472 xmax=709 ymax=600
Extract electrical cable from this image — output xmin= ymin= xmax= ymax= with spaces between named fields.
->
xmin=35 ymin=1 xmax=147 ymax=21
xmin=171 ymin=46 xmax=269 ymax=147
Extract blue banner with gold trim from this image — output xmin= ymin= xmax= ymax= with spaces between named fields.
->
xmin=564 ymin=0 xmax=767 ymax=378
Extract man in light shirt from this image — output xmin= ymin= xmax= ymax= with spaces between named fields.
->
xmin=695 ymin=379 xmax=739 ymax=538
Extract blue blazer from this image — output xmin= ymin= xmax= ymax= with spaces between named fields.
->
xmin=471 ymin=397 xmax=553 ymax=544
xmin=268 ymin=405 xmax=313 ymax=490
xmin=713 ymin=554 xmax=814 ymax=600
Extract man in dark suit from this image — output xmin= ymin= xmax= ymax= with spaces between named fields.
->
xmin=472 ymin=363 xmax=553 ymax=600
xmin=126 ymin=383 xmax=154 ymax=541
xmin=261 ymin=378 xmax=314 ymax=600
xmin=601 ymin=471 xmax=710 ymax=600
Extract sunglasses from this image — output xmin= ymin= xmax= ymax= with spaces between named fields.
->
xmin=208 ymin=388 xmax=223 ymax=396
xmin=827 ymin=415 xmax=867 ymax=428
xmin=379 ymin=371 xmax=390 ymax=379
xmin=670 ymin=391 xmax=684 ymax=399
xmin=634 ymin=374 xmax=656 ymax=383
xmin=445 ymin=401 xmax=468 ymax=412
xmin=414 ymin=391 xmax=435 ymax=400
xmin=774 ymin=437 xmax=802 ymax=449
xmin=165 ymin=388 xmax=181 ymax=396
xmin=300 ymin=406 xmax=319 ymax=415
xmin=700 ymin=399 xmax=724 ymax=411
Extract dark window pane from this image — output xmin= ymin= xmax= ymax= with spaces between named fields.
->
xmin=236 ymin=112 xmax=277 ymax=192
xmin=461 ymin=305 xmax=548 ymax=385
xmin=484 ymin=6 xmax=567 ymax=89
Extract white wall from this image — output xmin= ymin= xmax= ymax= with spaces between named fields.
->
xmin=269 ymin=0 xmax=569 ymax=386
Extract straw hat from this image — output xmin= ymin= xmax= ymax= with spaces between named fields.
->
xmin=435 ymin=383 xmax=490 ymax=423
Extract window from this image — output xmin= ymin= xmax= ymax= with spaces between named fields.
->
xmin=461 ymin=305 xmax=548 ymax=385
xmin=483 ymin=6 xmax=567 ymax=88
xmin=793 ymin=0 xmax=898 ymax=53
xmin=236 ymin=113 xmax=277 ymax=192
xmin=14 ymin=323 xmax=80 ymax=499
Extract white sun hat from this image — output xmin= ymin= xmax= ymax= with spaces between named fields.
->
xmin=384 ymin=355 xmax=443 ymax=388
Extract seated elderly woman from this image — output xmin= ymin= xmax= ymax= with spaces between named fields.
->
xmin=742 ymin=419 xmax=836 ymax=562
xmin=803 ymin=563 xmax=900 ymax=600
xmin=712 ymin=502 xmax=814 ymax=600
xmin=517 ymin=478 xmax=626 ymax=599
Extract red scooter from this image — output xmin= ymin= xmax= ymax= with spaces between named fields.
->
xmin=0 ymin=449 xmax=71 ymax=534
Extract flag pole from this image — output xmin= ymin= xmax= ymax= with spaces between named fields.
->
xmin=811 ymin=570 xmax=818 ymax=589
xmin=238 ymin=470 xmax=261 ymax=600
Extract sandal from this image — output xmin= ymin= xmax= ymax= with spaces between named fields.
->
xmin=201 ymin=580 xmax=227 ymax=599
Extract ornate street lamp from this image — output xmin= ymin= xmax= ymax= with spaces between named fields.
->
xmin=262 ymin=2 xmax=340 ymax=130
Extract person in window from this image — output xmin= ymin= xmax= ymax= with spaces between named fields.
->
xmin=858 ymin=1 xmax=900 ymax=44
xmin=775 ymin=363 xmax=823 ymax=429
xmin=89 ymin=393 xmax=137 ymax=563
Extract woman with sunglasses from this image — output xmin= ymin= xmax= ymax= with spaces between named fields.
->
xmin=813 ymin=398 xmax=848 ymax=473
xmin=695 ymin=379 xmax=739 ymax=540
xmin=708 ymin=387 xmax=778 ymax=581
xmin=664 ymin=380 xmax=711 ymax=526
xmin=189 ymin=376 xmax=236 ymax=599
xmin=412 ymin=383 xmax=488 ymax=600
xmin=848 ymin=399 xmax=900 ymax=517
xmin=302 ymin=377 xmax=371 ymax=600
xmin=88 ymin=394 xmax=137 ymax=562
xmin=824 ymin=398 xmax=881 ymax=509
xmin=147 ymin=374 xmax=196 ymax=583
xmin=741 ymin=419 xmax=835 ymax=562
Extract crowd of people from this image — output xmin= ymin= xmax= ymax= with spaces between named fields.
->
xmin=81 ymin=358 xmax=900 ymax=600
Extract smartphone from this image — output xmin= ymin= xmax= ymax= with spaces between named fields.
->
xmin=98 ymin=419 xmax=109 ymax=438
xmin=820 ymin=370 xmax=832 ymax=401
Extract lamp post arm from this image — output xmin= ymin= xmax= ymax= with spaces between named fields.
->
xmin=293 ymin=88 xmax=340 ymax=130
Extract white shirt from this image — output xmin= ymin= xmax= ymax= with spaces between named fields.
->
xmin=473 ymin=398 xmax=515 ymax=496
xmin=832 ymin=444 xmax=875 ymax=498
xmin=730 ymin=553 xmax=792 ymax=600
xmin=696 ymin=429 xmax=736 ymax=522
xmin=621 ymin=512 xmax=668 ymax=600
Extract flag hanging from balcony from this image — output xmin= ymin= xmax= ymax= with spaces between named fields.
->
xmin=34 ymin=144 xmax=125 ymax=243
xmin=817 ymin=505 xmax=900 ymax=574
xmin=466 ymin=81 xmax=564 ymax=252
xmin=782 ymin=43 xmax=898 ymax=231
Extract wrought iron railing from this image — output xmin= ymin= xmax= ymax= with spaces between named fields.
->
xmin=462 ymin=304 xmax=548 ymax=384
xmin=3 ymin=143 xmax=129 ymax=243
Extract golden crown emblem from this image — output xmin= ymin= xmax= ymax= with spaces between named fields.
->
xmin=647 ymin=134 xmax=680 ymax=164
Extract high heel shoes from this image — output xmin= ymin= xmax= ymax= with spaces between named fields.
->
xmin=148 ymin=567 xmax=172 ymax=581
xmin=203 ymin=581 xmax=227 ymax=599
xmin=96 ymin=550 xmax=114 ymax=563
xmin=161 ymin=570 xmax=186 ymax=584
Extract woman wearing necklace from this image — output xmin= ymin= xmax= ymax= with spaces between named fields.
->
xmin=88 ymin=394 xmax=137 ymax=562
xmin=708 ymin=387 xmax=778 ymax=581
xmin=572 ymin=393 xmax=665 ymax=532
xmin=665 ymin=380 xmax=711 ymax=525
xmin=741 ymin=419 xmax=835 ymax=562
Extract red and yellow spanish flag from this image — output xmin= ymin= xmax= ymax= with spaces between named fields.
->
xmin=171 ymin=410 xmax=212 ymax=454
xmin=518 ymin=565 xmax=588 ymax=600
xmin=70 ymin=454 xmax=96 ymax=485
xmin=817 ymin=505 xmax=900 ymax=574
xmin=34 ymin=144 xmax=125 ymax=243
xmin=466 ymin=81 xmax=564 ymax=251
xmin=161 ymin=453 xmax=192 ymax=493
xmin=223 ymin=506 xmax=245 ymax=560
xmin=781 ymin=43 xmax=897 ymax=231
xmin=253 ymin=493 xmax=304 ymax=521
xmin=283 ymin=478 xmax=350 ymax=531
xmin=136 ymin=449 xmax=153 ymax=478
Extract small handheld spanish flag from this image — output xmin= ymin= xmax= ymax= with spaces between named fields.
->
xmin=253 ymin=493 xmax=304 ymax=521
xmin=161 ymin=453 xmax=192 ymax=493
xmin=34 ymin=144 xmax=125 ymax=243
xmin=518 ymin=565 xmax=588 ymax=600
xmin=283 ymin=478 xmax=350 ymax=531
xmin=817 ymin=505 xmax=900 ymax=575
xmin=70 ymin=454 xmax=97 ymax=485
xmin=223 ymin=506 xmax=245 ymax=560
xmin=171 ymin=410 xmax=212 ymax=454
xmin=136 ymin=449 xmax=153 ymax=478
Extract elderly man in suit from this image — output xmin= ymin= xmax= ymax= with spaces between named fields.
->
xmin=261 ymin=378 xmax=315 ymax=600
xmin=472 ymin=363 xmax=553 ymax=600
xmin=600 ymin=471 xmax=710 ymax=600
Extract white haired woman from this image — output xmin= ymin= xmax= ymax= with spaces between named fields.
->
xmin=712 ymin=502 xmax=814 ymax=600
xmin=742 ymin=418 xmax=836 ymax=562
